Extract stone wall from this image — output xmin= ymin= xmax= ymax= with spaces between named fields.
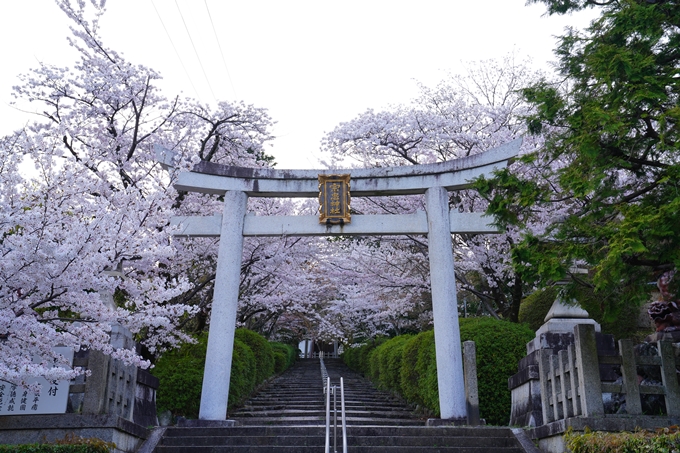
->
xmin=0 ymin=326 xmax=158 ymax=452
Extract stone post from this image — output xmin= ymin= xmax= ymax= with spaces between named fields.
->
xmin=463 ymin=341 xmax=480 ymax=425
xmin=619 ymin=339 xmax=642 ymax=415
xmin=81 ymin=350 xmax=109 ymax=415
xmin=425 ymin=186 xmax=466 ymax=420
xmin=574 ymin=324 xmax=604 ymax=417
xmin=659 ymin=340 xmax=680 ymax=416
xmin=199 ymin=191 xmax=247 ymax=420
xmin=537 ymin=349 xmax=554 ymax=424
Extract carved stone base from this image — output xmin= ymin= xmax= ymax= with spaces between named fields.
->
xmin=646 ymin=330 xmax=680 ymax=343
xmin=177 ymin=418 xmax=237 ymax=428
xmin=426 ymin=417 xmax=484 ymax=426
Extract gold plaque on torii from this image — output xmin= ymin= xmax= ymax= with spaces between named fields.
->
xmin=318 ymin=174 xmax=351 ymax=224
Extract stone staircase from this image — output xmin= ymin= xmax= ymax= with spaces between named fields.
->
xmin=149 ymin=358 xmax=534 ymax=452
xmin=229 ymin=358 xmax=422 ymax=426
xmin=229 ymin=359 xmax=326 ymax=425
xmin=324 ymin=359 xmax=425 ymax=427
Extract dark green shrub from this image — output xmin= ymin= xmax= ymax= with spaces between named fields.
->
xmin=342 ymin=338 xmax=386 ymax=379
xmin=341 ymin=340 xmax=375 ymax=374
xmin=575 ymin=286 xmax=644 ymax=341
xmin=519 ymin=287 xmax=558 ymax=331
xmin=348 ymin=318 xmax=533 ymax=425
xmin=342 ymin=343 xmax=369 ymax=371
xmin=153 ymin=329 xmax=283 ymax=418
xmin=0 ymin=434 xmax=115 ymax=452
xmin=153 ymin=334 xmax=207 ymax=418
xmin=228 ymin=338 xmax=256 ymax=407
xmin=413 ymin=331 xmax=439 ymax=412
xmin=0 ymin=446 xmax=110 ymax=453
xmin=273 ymin=351 xmax=287 ymax=374
xmin=234 ymin=328 xmax=275 ymax=385
xmin=459 ymin=318 xmax=534 ymax=425
xmin=358 ymin=338 xmax=384 ymax=374
xmin=367 ymin=346 xmax=380 ymax=382
xmin=520 ymin=285 xmax=645 ymax=341
xmin=270 ymin=342 xmax=297 ymax=371
xmin=374 ymin=335 xmax=413 ymax=395
xmin=565 ymin=427 xmax=680 ymax=453
xmin=399 ymin=331 xmax=436 ymax=410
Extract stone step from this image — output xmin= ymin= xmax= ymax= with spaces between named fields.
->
xmin=354 ymin=426 xmax=509 ymax=435
xmin=162 ymin=426 xmax=519 ymax=438
xmin=162 ymin=426 xmax=323 ymax=436
xmin=156 ymin=448 xmax=521 ymax=453
xmin=156 ymin=426 xmax=524 ymax=452
xmin=236 ymin=403 xmax=410 ymax=411
xmin=228 ymin=358 xmax=421 ymax=429
xmin=250 ymin=384 xmax=404 ymax=400
xmin=245 ymin=395 xmax=324 ymax=400
xmin=232 ymin=410 xmax=418 ymax=422
xmin=352 ymin=436 xmax=518 ymax=448
xmin=235 ymin=404 xmax=325 ymax=410
xmin=151 ymin=360 xmax=528 ymax=453
xmin=160 ymin=434 xmax=515 ymax=448
xmin=227 ymin=417 xmax=326 ymax=426
xmin=239 ymin=408 xmax=413 ymax=419
xmin=234 ymin=408 xmax=326 ymax=417
xmin=229 ymin=418 xmax=424 ymax=426
xmin=160 ymin=434 xmax=324 ymax=447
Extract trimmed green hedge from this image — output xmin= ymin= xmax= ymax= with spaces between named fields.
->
xmin=0 ymin=446 xmax=110 ymax=453
xmin=372 ymin=334 xmax=413 ymax=395
xmin=0 ymin=434 xmax=115 ymax=452
xmin=565 ymin=427 xmax=680 ymax=453
xmin=153 ymin=329 xmax=296 ymax=418
xmin=228 ymin=338 xmax=257 ymax=407
xmin=518 ymin=287 xmax=558 ymax=332
xmin=342 ymin=318 xmax=534 ymax=425
xmin=234 ymin=329 xmax=275 ymax=385
xmin=459 ymin=318 xmax=533 ymax=425
xmin=401 ymin=331 xmax=438 ymax=411
xmin=271 ymin=342 xmax=297 ymax=373
xmin=153 ymin=334 xmax=207 ymax=418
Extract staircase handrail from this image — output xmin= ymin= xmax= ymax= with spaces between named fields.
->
xmin=325 ymin=377 xmax=331 ymax=453
xmin=320 ymin=356 xmax=329 ymax=393
xmin=324 ymin=375 xmax=348 ymax=453
xmin=341 ymin=377 xmax=348 ymax=453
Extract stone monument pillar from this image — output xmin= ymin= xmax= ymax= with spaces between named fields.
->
xmin=527 ymin=298 xmax=601 ymax=354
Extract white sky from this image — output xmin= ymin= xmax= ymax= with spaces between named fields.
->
xmin=0 ymin=0 xmax=597 ymax=169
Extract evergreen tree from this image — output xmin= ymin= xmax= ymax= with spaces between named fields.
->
xmin=478 ymin=0 xmax=680 ymax=313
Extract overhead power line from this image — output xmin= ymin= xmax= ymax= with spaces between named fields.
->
xmin=150 ymin=0 xmax=201 ymax=101
xmin=204 ymin=0 xmax=237 ymax=100
xmin=174 ymin=0 xmax=218 ymax=101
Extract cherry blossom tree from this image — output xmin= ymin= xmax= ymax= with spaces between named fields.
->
xmin=0 ymin=0 xmax=307 ymax=386
xmin=321 ymin=55 xmax=552 ymax=326
xmin=315 ymin=235 xmax=433 ymax=342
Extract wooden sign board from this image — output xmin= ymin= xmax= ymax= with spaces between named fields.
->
xmin=318 ymin=174 xmax=351 ymax=224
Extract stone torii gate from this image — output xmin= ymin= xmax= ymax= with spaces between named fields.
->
xmin=156 ymin=138 xmax=521 ymax=422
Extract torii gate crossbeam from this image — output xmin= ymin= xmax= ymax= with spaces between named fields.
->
xmin=156 ymin=138 xmax=521 ymax=423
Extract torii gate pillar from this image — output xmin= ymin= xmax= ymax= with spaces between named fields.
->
xmin=199 ymin=191 xmax=247 ymax=420
xmin=426 ymin=187 xmax=466 ymax=419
